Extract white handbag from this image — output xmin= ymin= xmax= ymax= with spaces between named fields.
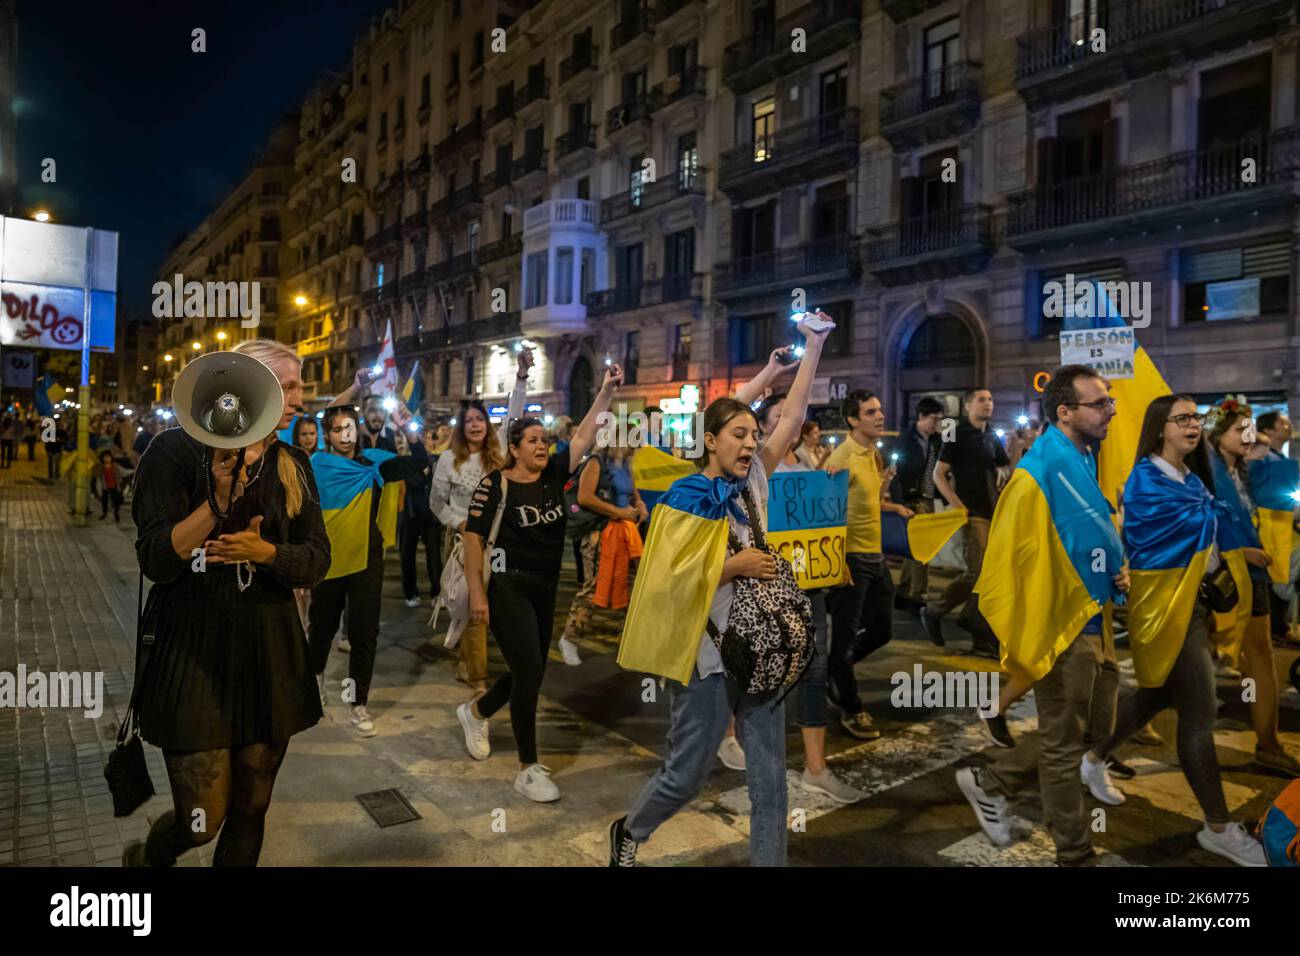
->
xmin=429 ymin=476 xmax=509 ymax=648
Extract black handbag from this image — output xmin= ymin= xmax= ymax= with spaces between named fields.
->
xmin=104 ymin=574 xmax=156 ymax=817
xmin=1200 ymin=564 xmax=1239 ymax=615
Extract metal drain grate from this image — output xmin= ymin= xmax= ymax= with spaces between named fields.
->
xmin=356 ymin=788 xmax=422 ymax=828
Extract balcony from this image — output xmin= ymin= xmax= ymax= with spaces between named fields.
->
xmin=556 ymin=124 xmax=597 ymax=159
xmin=560 ymin=47 xmax=598 ymax=86
xmin=473 ymin=310 xmax=522 ymax=342
xmin=585 ymin=274 xmax=703 ymax=317
xmin=862 ymin=204 xmax=994 ymax=285
xmin=605 ymin=93 xmax=653 ymax=142
xmin=601 ymin=167 xmax=706 ymax=224
xmin=332 ymin=327 xmax=364 ymax=352
xmin=659 ymin=0 xmax=706 ymax=21
xmin=516 ymin=76 xmax=549 ymax=114
xmin=363 ymin=222 xmax=402 ymax=255
xmin=723 ymin=0 xmax=861 ymax=95
xmin=611 ymin=7 xmax=657 ymax=54
xmin=405 ymin=152 xmax=432 ymax=184
xmin=403 ymin=208 xmax=429 ymax=233
xmin=371 ymin=169 xmax=405 ymax=201
xmin=433 ymin=118 xmax=484 ymax=164
xmin=478 ymin=233 xmax=523 ymax=264
xmin=1006 ymin=128 xmax=1300 ymax=249
xmin=296 ymin=332 xmax=332 ymax=357
xmin=427 ymin=251 xmax=482 ymax=284
xmin=880 ymin=0 xmax=948 ymax=20
xmin=650 ymin=66 xmax=707 ymax=114
xmin=714 ymin=237 xmax=860 ymax=302
xmin=880 ymin=62 xmax=981 ymax=149
xmin=511 ymin=150 xmax=548 ymax=185
xmin=719 ymin=107 xmax=859 ymax=200
xmin=429 ymin=183 xmax=483 ymax=224
xmin=1015 ymin=0 xmax=1294 ymax=108
xmin=524 ymin=197 xmax=599 ymax=236
xmin=399 ymin=271 xmax=428 ymax=297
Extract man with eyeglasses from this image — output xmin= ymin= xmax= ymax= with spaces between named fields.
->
xmin=922 ymin=387 xmax=1008 ymax=657
xmin=955 ymin=365 xmax=1129 ymax=866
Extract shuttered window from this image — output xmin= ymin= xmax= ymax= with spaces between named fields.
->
xmin=1036 ymin=260 xmax=1126 ymax=338
xmin=1182 ymin=235 xmax=1292 ymax=322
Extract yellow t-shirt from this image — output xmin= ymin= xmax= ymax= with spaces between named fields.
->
xmin=827 ymin=434 xmax=883 ymax=554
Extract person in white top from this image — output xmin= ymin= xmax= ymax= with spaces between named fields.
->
xmin=428 ymin=349 xmax=531 ymax=694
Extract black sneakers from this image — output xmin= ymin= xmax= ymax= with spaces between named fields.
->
xmin=608 ymin=816 xmax=638 ymax=868
xmin=982 ymin=713 xmax=1015 ymax=749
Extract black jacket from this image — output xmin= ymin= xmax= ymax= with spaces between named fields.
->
xmin=889 ymin=425 xmax=941 ymax=503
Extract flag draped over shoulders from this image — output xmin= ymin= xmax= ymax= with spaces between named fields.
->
xmin=1209 ymin=449 xmax=1261 ymax=659
xmin=1123 ymin=457 xmax=1216 ymax=687
xmin=975 ymin=424 xmax=1124 ymax=683
xmin=617 ymin=472 xmax=739 ymax=684
xmin=311 ymin=449 xmax=399 ymax=580
xmin=1249 ymin=455 xmax=1299 ymax=586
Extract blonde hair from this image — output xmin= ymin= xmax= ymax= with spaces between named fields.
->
xmin=232 ymin=338 xmax=309 ymax=518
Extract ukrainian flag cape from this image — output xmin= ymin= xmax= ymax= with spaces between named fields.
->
xmin=881 ymin=508 xmax=968 ymax=564
xmin=974 ymin=424 xmax=1124 ymax=683
xmin=1209 ymin=448 xmax=1262 ymax=658
xmin=1249 ymin=455 xmax=1299 ymax=586
xmin=1123 ymin=457 xmax=1218 ymax=687
xmin=617 ymin=471 xmax=743 ymax=684
xmin=631 ymin=444 xmax=696 ymax=513
xmin=311 ymin=449 xmax=400 ymax=580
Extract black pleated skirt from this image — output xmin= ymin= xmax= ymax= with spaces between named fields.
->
xmin=136 ymin=565 xmax=323 ymax=752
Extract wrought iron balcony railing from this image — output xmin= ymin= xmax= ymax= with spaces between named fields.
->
xmin=611 ymin=7 xmax=657 ymax=51
xmin=723 ymin=0 xmax=860 ymax=92
xmin=880 ymin=62 xmax=982 ymax=128
xmin=585 ymin=274 xmax=703 ymax=316
xmin=715 ymin=237 xmax=857 ymax=294
xmin=650 ymin=66 xmax=707 ymax=112
xmin=601 ymin=168 xmax=705 ymax=223
xmin=719 ymin=107 xmax=858 ymax=190
xmin=863 ymin=204 xmax=993 ymax=263
xmin=556 ymin=124 xmax=597 ymax=158
xmin=560 ymin=47 xmax=598 ymax=84
xmin=606 ymin=93 xmax=653 ymax=137
xmin=477 ymin=234 xmax=523 ymax=264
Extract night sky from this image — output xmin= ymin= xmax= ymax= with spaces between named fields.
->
xmin=14 ymin=0 xmax=394 ymax=315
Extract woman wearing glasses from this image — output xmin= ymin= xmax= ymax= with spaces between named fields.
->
xmin=429 ymin=349 xmax=532 ymax=696
xmin=1084 ymin=395 xmax=1265 ymax=865
xmin=1206 ymin=397 xmax=1300 ymax=776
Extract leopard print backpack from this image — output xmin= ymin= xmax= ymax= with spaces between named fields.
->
xmin=705 ymin=485 xmax=814 ymax=695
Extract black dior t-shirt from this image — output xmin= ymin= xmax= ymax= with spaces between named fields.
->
xmin=465 ymin=454 xmax=573 ymax=576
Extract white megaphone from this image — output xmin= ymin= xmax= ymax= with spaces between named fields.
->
xmin=171 ymin=351 xmax=285 ymax=449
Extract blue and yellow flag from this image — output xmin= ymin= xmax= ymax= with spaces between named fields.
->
xmin=311 ymin=448 xmax=401 ymax=580
xmin=1209 ymin=448 xmax=1262 ymax=657
xmin=631 ymin=444 xmax=696 ymax=513
xmin=617 ymin=472 xmax=739 ymax=684
xmin=881 ymin=508 xmax=968 ymax=565
xmin=34 ymin=373 xmax=62 ymax=417
xmin=401 ymin=360 xmax=424 ymax=412
xmin=1123 ymin=457 xmax=1217 ymax=687
xmin=975 ymin=424 xmax=1125 ymax=683
xmin=1249 ymin=455 xmax=1299 ymax=586
xmin=768 ymin=470 xmax=850 ymax=589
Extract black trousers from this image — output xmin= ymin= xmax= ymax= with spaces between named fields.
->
xmin=827 ymin=553 xmax=894 ymax=716
xmin=99 ymin=488 xmax=123 ymax=518
xmin=399 ymin=510 xmax=442 ymax=600
xmin=477 ymin=570 xmax=558 ymax=765
xmin=0 ymin=440 xmax=13 ymax=466
xmin=308 ymin=547 xmax=383 ymax=706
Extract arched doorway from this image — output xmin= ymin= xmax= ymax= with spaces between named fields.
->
xmin=568 ymin=355 xmax=593 ymax=419
xmin=898 ymin=313 xmax=977 ymax=421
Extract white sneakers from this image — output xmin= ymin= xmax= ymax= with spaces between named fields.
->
xmin=404 ymin=597 xmax=421 ymax=608
xmin=956 ymin=766 xmax=1011 ymax=846
xmin=349 ymin=705 xmax=377 ymax=738
xmin=1196 ymin=822 xmax=1267 ymax=866
xmin=456 ymin=701 xmax=491 ymax=761
xmin=800 ymin=768 xmax=864 ymax=804
xmin=514 ymin=764 xmax=560 ymax=802
xmin=1080 ymin=754 xmax=1126 ymax=806
xmin=558 ymin=637 xmax=582 ymax=666
xmin=717 ymin=735 xmax=746 ymax=771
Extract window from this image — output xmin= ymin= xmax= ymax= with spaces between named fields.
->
xmin=924 ymin=18 xmax=960 ymax=102
xmin=677 ymin=132 xmax=699 ymax=186
xmin=555 ymin=248 xmax=574 ymax=304
xmin=625 ymin=331 xmax=640 ymax=385
xmin=730 ymin=314 xmax=772 ymax=365
xmin=452 ymin=0 xmax=461 ymax=18
xmin=668 ymin=40 xmax=699 ymax=77
xmin=473 ymin=31 xmax=485 ymax=68
xmin=617 ymin=243 xmax=643 ymax=291
xmin=464 ymin=355 xmax=475 ymax=393
xmin=752 ymin=97 xmax=775 ymax=162
xmin=441 ymin=358 xmax=451 ymax=396
xmin=468 ymin=222 xmax=480 ymax=256
xmin=580 ymin=248 xmax=596 ymax=302
xmin=819 ymin=301 xmax=853 ymax=358
xmin=820 ymin=66 xmax=848 ymax=114
xmin=526 ymin=251 xmax=549 ymax=308
xmin=629 ymin=154 xmax=646 ymax=206
xmin=260 ymin=216 xmax=280 ymax=241
xmin=379 ymin=111 xmax=388 ymax=141
xmin=1182 ymin=237 xmax=1291 ymax=323
xmin=621 ymin=69 xmax=647 ymax=104
xmin=576 ymin=176 xmax=590 ymax=200
xmin=382 ymin=62 xmax=389 ymax=85
xmin=501 ymin=211 xmax=512 ymax=237
xmin=420 ymin=74 xmax=430 ymax=108
xmin=396 ymin=97 xmax=406 ymax=128
xmin=1036 ymin=261 xmax=1125 ymax=338
xmin=672 ymin=323 xmax=692 ymax=378
xmin=449 ymin=52 xmax=460 ymax=86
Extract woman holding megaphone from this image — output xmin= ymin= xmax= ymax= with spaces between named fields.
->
xmin=124 ymin=338 xmax=331 ymax=867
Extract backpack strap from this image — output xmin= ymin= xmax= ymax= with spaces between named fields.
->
xmin=118 ymin=572 xmax=154 ymax=748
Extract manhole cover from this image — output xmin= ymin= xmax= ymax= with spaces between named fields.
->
xmin=356 ymin=788 xmax=421 ymax=828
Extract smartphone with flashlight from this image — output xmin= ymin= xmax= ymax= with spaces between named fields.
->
xmin=792 ymin=310 xmax=836 ymax=333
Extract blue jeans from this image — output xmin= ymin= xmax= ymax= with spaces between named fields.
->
xmin=795 ymin=590 xmax=830 ymax=728
xmin=626 ymin=669 xmax=788 ymax=866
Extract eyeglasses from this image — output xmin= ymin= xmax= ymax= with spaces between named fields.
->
xmin=1065 ymin=398 xmax=1117 ymax=412
xmin=1167 ymin=413 xmax=1206 ymax=428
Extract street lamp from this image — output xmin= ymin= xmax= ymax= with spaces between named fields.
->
xmin=294 ymin=294 xmax=309 ymax=307
xmin=163 ymin=354 xmax=174 ymax=363
xmin=191 ymin=341 xmax=201 ymax=351
xmin=32 ymin=210 xmax=50 ymax=223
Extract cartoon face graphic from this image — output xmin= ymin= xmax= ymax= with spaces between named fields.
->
xmin=49 ymin=318 xmax=82 ymax=346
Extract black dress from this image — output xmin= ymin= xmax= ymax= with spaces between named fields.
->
xmin=132 ymin=428 xmax=331 ymax=751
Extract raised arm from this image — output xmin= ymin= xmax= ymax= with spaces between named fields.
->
xmin=733 ymin=345 xmax=797 ymax=406
xmin=495 ymin=347 xmax=534 ymax=454
xmin=566 ymin=364 xmax=624 ymax=474
xmin=759 ymin=314 xmax=832 ymax=477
